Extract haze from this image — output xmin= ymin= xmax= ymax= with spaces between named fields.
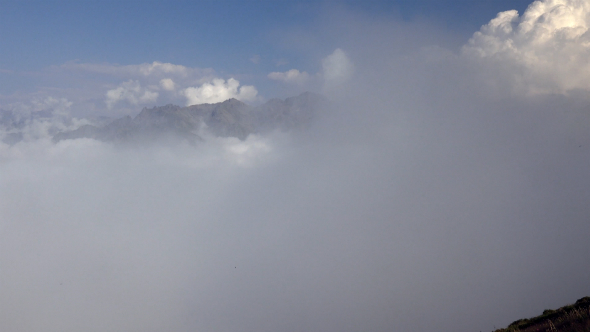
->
xmin=1 ymin=1 xmax=590 ymax=332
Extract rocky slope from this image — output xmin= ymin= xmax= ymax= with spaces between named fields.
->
xmin=493 ymin=296 xmax=590 ymax=332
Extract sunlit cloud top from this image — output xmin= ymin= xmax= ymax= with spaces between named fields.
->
xmin=463 ymin=0 xmax=590 ymax=94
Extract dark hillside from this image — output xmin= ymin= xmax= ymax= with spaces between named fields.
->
xmin=493 ymin=297 xmax=590 ymax=332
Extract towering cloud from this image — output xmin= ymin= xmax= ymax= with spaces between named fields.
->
xmin=322 ymin=48 xmax=354 ymax=87
xmin=463 ymin=0 xmax=590 ymax=94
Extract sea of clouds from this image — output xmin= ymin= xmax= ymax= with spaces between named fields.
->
xmin=2 ymin=1 xmax=590 ymax=332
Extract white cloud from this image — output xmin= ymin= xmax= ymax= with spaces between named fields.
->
xmin=322 ymin=48 xmax=354 ymax=87
xmin=61 ymin=61 xmax=212 ymax=80
xmin=136 ymin=61 xmax=189 ymax=77
xmin=105 ymin=80 xmax=159 ymax=109
xmin=55 ymin=62 xmax=261 ymax=112
xmin=0 ymin=97 xmax=90 ymax=143
xmin=462 ymin=0 xmax=590 ymax=94
xmin=182 ymin=78 xmax=258 ymax=105
xmin=4 ymin=61 xmax=261 ymax=117
xmin=268 ymin=69 xmax=310 ymax=85
xmin=159 ymin=78 xmax=176 ymax=91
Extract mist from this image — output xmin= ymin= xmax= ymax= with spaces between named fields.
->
xmin=2 ymin=2 xmax=590 ymax=332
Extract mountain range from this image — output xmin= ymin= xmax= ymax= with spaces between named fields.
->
xmin=52 ymin=92 xmax=326 ymax=144
xmin=0 ymin=92 xmax=327 ymax=145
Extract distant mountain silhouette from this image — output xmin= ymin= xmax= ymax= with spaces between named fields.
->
xmin=52 ymin=92 xmax=327 ymax=144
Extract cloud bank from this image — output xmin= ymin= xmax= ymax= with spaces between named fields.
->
xmin=2 ymin=1 xmax=590 ymax=332
xmin=1 ymin=61 xmax=259 ymax=118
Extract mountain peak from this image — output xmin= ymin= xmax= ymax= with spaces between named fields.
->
xmin=52 ymin=92 xmax=326 ymax=144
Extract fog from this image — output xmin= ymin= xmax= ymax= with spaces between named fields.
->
xmin=2 ymin=2 xmax=590 ymax=332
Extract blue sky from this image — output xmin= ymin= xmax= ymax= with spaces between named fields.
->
xmin=0 ymin=0 xmax=576 ymax=117
xmin=0 ymin=1 xmax=531 ymax=70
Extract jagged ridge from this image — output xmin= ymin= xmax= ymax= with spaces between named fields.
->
xmin=52 ymin=92 xmax=326 ymax=144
